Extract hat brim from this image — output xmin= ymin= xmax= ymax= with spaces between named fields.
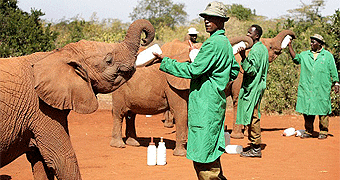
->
xmin=310 ymin=37 xmax=325 ymax=44
xmin=199 ymin=13 xmax=230 ymax=22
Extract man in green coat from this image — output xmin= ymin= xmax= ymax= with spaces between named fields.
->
xmin=153 ymin=1 xmax=239 ymax=179
xmin=236 ymin=25 xmax=269 ymax=158
xmin=288 ymin=34 xmax=339 ymax=139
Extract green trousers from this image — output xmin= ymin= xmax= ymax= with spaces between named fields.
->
xmin=303 ymin=114 xmax=329 ymax=135
xmin=193 ymin=157 xmax=227 ymax=180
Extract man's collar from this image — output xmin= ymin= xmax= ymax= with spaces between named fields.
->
xmin=210 ymin=29 xmax=225 ymax=37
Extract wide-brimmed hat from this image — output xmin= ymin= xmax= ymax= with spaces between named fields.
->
xmin=188 ymin=27 xmax=199 ymax=35
xmin=199 ymin=1 xmax=229 ymax=21
xmin=310 ymin=34 xmax=325 ymax=44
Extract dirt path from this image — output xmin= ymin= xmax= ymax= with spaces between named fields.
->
xmin=1 ymin=109 xmax=339 ymax=180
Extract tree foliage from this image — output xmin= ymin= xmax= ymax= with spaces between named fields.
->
xmin=0 ymin=0 xmax=58 ymax=57
xmin=51 ymin=16 xmax=128 ymax=48
xmin=129 ymin=0 xmax=187 ymax=29
xmin=226 ymin=4 xmax=255 ymax=21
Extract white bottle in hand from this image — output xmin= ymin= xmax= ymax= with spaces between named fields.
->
xmin=147 ymin=137 xmax=157 ymax=166
xmin=156 ymin=137 xmax=166 ymax=165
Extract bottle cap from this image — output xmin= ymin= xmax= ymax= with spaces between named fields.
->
xmin=160 ymin=137 xmax=163 ymax=142
xmin=149 ymin=137 xmax=155 ymax=145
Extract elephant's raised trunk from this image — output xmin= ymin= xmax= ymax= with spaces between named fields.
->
xmin=273 ymin=30 xmax=296 ymax=49
xmin=229 ymin=36 xmax=254 ymax=50
xmin=122 ymin=19 xmax=155 ymax=59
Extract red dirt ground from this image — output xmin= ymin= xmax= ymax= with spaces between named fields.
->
xmin=1 ymin=109 xmax=339 ymax=180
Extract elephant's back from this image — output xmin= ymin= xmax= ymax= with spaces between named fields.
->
xmin=0 ymin=58 xmax=39 ymax=131
xmin=131 ymin=64 xmax=166 ymax=88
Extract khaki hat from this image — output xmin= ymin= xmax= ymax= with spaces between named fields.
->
xmin=188 ymin=27 xmax=199 ymax=35
xmin=199 ymin=1 xmax=229 ymax=21
xmin=310 ymin=34 xmax=325 ymax=44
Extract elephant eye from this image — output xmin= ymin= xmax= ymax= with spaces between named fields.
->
xmin=104 ymin=54 xmax=113 ymax=66
xmin=106 ymin=57 xmax=113 ymax=65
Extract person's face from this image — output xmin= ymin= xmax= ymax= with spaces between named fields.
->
xmin=189 ymin=34 xmax=197 ymax=43
xmin=247 ymin=27 xmax=259 ymax=41
xmin=310 ymin=38 xmax=322 ymax=51
xmin=204 ymin=16 xmax=224 ymax=34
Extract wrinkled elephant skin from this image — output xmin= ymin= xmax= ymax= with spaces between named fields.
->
xmin=0 ymin=19 xmax=155 ymax=180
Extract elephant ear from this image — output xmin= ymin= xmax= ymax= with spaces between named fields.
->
xmin=33 ymin=56 xmax=98 ymax=114
xmin=165 ymin=73 xmax=191 ymax=90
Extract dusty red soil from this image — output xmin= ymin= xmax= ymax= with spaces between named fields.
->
xmin=1 ymin=109 xmax=339 ymax=180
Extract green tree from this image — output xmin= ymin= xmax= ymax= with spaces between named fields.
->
xmin=326 ymin=10 xmax=340 ymax=115
xmin=0 ymin=0 xmax=58 ymax=57
xmin=51 ymin=16 xmax=128 ymax=48
xmin=129 ymin=0 xmax=188 ymax=29
xmin=287 ymin=0 xmax=325 ymax=22
xmin=226 ymin=4 xmax=255 ymax=21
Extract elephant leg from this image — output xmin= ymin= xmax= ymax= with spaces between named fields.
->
xmin=26 ymin=145 xmax=54 ymax=180
xmin=163 ymin=110 xmax=174 ymax=128
xmin=110 ymin=109 xmax=126 ymax=148
xmin=172 ymin=109 xmax=187 ymax=156
xmin=230 ymin=94 xmax=244 ymax=139
xmin=168 ymin=89 xmax=188 ymax=156
xmin=32 ymin=119 xmax=81 ymax=180
xmin=125 ymin=112 xmax=140 ymax=147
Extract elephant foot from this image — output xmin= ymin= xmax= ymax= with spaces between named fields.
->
xmin=110 ymin=139 xmax=126 ymax=148
xmin=230 ymin=132 xmax=244 ymax=139
xmin=173 ymin=148 xmax=186 ymax=156
xmin=126 ymin=137 xmax=140 ymax=147
xmin=164 ymin=121 xmax=174 ymax=128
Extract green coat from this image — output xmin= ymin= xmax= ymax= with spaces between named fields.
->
xmin=236 ymin=42 xmax=269 ymax=125
xmin=293 ymin=48 xmax=339 ymax=115
xmin=159 ymin=30 xmax=240 ymax=163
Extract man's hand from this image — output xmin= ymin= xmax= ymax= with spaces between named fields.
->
xmin=151 ymin=52 xmax=164 ymax=64
xmin=188 ymin=40 xmax=198 ymax=51
xmin=335 ymin=83 xmax=340 ymax=94
xmin=237 ymin=46 xmax=246 ymax=60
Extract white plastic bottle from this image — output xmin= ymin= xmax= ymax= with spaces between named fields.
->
xmin=147 ymin=137 xmax=157 ymax=166
xmin=156 ymin=137 xmax=166 ymax=165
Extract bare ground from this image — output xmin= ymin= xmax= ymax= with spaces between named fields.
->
xmin=1 ymin=109 xmax=339 ymax=180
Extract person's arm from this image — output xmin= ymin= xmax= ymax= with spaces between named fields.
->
xmin=241 ymin=49 xmax=258 ymax=77
xmin=157 ymin=42 xmax=217 ymax=79
xmin=288 ymin=40 xmax=296 ymax=59
xmin=288 ymin=40 xmax=302 ymax=65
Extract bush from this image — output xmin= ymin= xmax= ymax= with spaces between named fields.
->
xmin=0 ymin=0 xmax=58 ymax=57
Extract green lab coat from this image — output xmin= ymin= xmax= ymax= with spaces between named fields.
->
xmin=236 ymin=42 xmax=269 ymax=125
xmin=293 ymin=48 xmax=339 ymax=115
xmin=159 ymin=30 xmax=240 ymax=163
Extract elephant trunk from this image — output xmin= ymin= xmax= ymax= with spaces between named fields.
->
xmin=273 ymin=30 xmax=296 ymax=49
xmin=229 ymin=36 xmax=254 ymax=50
xmin=121 ymin=19 xmax=155 ymax=63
